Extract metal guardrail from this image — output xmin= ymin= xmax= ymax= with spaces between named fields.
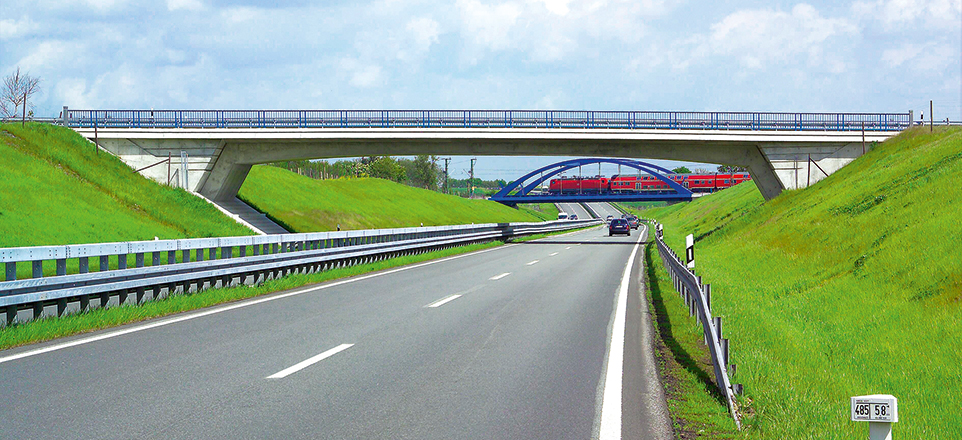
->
xmin=0 ymin=219 xmax=601 ymax=325
xmin=648 ymin=219 xmax=742 ymax=429
xmin=59 ymin=109 xmax=913 ymax=131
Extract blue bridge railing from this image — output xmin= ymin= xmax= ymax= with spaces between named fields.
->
xmin=63 ymin=109 xmax=911 ymax=131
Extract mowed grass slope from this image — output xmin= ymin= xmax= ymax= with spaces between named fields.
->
xmin=0 ymin=123 xmax=252 ymax=249
xmin=238 ymin=165 xmax=546 ymax=232
xmin=639 ymin=127 xmax=962 ymax=439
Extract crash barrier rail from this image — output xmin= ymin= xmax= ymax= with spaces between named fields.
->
xmin=647 ymin=219 xmax=742 ymax=429
xmin=0 ymin=219 xmax=601 ymax=325
xmin=58 ymin=108 xmax=913 ymax=131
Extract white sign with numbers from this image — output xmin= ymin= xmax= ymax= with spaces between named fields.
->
xmin=851 ymin=395 xmax=898 ymax=423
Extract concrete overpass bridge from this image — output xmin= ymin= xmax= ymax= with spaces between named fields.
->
xmin=65 ymin=108 xmax=908 ymax=203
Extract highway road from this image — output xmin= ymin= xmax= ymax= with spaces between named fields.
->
xmin=586 ymin=202 xmax=625 ymax=221
xmin=0 ymin=212 xmax=670 ymax=439
xmin=557 ymin=202 xmax=592 ymax=220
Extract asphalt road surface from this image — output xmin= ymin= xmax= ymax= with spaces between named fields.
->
xmin=586 ymin=202 xmax=625 ymax=221
xmin=557 ymin=202 xmax=592 ymax=220
xmin=0 ymin=219 xmax=670 ymax=439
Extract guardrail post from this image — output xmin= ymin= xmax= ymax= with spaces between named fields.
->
xmin=136 ymin=253 xmax=145 ymax=268
xmin=32 ymin=303 xmax=43 ymax=320
xmin=32 ymin=261 xmax=42 ymax=278
xmin=99 ymin=255 xmax=109 ymax=271
xmin=118 ymin=254 xmax=127 ymax=270
xmin=152 ymin=251 xmax=161 ymax=266
xmin=6 ymin=306 xmax=16 ymax=325
xmin=6 ymin=262 xmax=16 ymax=281
xmin=79 ymin=295 xmax=90 ymax=312
xmin=57 ymin=299 xmax=67 ymax=316
xmin=705 ymin=284 xmax=711 ymax=313
xmin=57 ymin=259 xmax=67 ymax=276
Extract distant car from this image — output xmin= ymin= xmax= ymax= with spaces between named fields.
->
xmin=605 ymin=215 xmax=614 ymax=223
xmin=627 ymin=218 xmax=639 ymax=229
xmin=569 ymin=214 xmax=578 ymax=220
xmin=558 ymin=212 xmax=568 ymax=220
xmin=608 ymin=218 xmax=630 ymax=236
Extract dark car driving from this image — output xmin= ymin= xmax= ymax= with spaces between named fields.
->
xmin=608 ymin=218 xmax=630 ymax=236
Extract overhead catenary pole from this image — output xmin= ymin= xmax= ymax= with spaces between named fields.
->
xmin=469 ymin=158 xmax=476 ymax=198
xmin=441 ymin=157 xmax=451 ymax=194
xmin=930 ymin=100 xmax=933 ymax=132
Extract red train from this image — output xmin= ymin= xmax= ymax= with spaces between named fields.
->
xmin=548 ymin=173 xmax=751 ymax=194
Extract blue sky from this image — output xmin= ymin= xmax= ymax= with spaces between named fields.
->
xmin=2 ymin=0 xmax=960 ymax=179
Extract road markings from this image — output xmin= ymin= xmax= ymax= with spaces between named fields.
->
xmin=267 ymin=343 xmax=354 ymax=379
xmin=526 ymin=260 xmax=539 ymax=266
xmin=425 ymin=294 xmax=462 ymax=308
xmin=0 ymin=225 xmax=596 ymax=365
xmin=566 ymin=246 xmax=572 ymax=249
xmin=549 ymin=252 xmax=559 ymax=256
xmin=598 ymin=233 xmax=643 ymax=440
xmin=490 ymin=272 xmax=511 ymax=280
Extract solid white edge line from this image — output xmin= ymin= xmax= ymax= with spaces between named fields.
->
xmin=266 ymin=343 xmax=354 ymax=379
xmin=526 ymin=260 xmax=539 ymax=265
xmin=425 ymin=294 xmax=462 ymax=308
xmin=489 ymin=272 xmax=511 ymax=280
xmin=598 ymin=233 xmax=642 ymax=440
xmin=0 ymin=225 xmax=598 ymax=365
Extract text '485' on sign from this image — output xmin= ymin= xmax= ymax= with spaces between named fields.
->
xmin=851 ymin=395 xmax=898 ymax=423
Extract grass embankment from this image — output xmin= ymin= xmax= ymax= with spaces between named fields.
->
xmin=238 ymin=165 xmax=548 ymax=232
xmin=630 ymin=127 xmax=962 ymax=439
xmin=0 ymin=123 xmax=252 ymax=248
xmin=0 ymin=123 xmax=253 ymax=278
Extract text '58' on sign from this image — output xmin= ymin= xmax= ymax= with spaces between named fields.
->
xmin=851 ymin=394 xmax=898 ymax=423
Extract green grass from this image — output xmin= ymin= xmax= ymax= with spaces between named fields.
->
xmin=238 ymin=165 xmax=546 ymax=232
xmin=0 ymin=241 xmax=501 ymax=350
xmin=644 ymin=244 xmax=739 ymax=438
xmin=628 ymin=127 xmax=962 ymax=439
xmin=0 ymin=123 xmax=252 ymax=249
xmin=517 ymin=203 xmax=560 ymax=221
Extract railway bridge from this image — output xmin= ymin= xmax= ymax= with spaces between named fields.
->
xmin=66 ymin=108 xmax=908 ymax=203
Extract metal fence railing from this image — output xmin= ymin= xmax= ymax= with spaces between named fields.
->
xmin=648 ymin=219 xmax=742 ymax=429
xmin=0 ymin=219 xmax=601 ymax=326
xmin=56 ymin=109 xmax=915 ymax=132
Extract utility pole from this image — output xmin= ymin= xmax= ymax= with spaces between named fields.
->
xmin=469 ymin=158 xmax=477 ymax=198
xmin=441 ymin=157 xmax=451 ymax=194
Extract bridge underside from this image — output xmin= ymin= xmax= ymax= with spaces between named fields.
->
xmin=80 ymin=128 xmax=894 ymax=202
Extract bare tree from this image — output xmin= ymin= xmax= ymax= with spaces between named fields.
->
xmin=2 ymin=67 xmax=42 ymax=119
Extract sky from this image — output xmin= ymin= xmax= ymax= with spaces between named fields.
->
xmin=2 ymin=0 xmax=960 ymax=180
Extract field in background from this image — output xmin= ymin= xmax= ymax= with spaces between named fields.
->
xmin=0 ymin=123 xmax=252 ymax=249
xmin=630 ymin=127 xmax=962 ymax=439
xmin=238 ymin=165 xmax=550 ymax=232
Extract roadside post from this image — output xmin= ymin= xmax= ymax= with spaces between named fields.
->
xmin=685 ymin=234 xmax=695 ymax=269
xmin=851 ymin=394 xmax=898 ymax=440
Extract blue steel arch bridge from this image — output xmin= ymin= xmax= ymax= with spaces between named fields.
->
xmin=489 ymin=158 xmax=693 ymax=206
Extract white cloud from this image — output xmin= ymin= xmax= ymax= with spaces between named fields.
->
xmin=0 ymin=16 xmax=39 ymax=41
xmin=882 ymin=42 xmax=955 ymax=71
xmin=853 ymin=0 xmax=962 ymax=29
xmin=406 ymin=17 xmax=442 ymax=51
xmin=167 ymin=0 xmax=204 ymax=12
xmin=688 ymin=4 xmax=858 ymax=72
xmin=55 ymin=77 xmax=92 ymax=109
xmin=457 ymin=0 xmax=523 ymax=51
xmin=340 ymin=58 xmax=383 ymax=88
xmin=15 ymin=40 xmax=75 ymax=71
xmin=539 ymin=0 xmax=572 ymax=15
